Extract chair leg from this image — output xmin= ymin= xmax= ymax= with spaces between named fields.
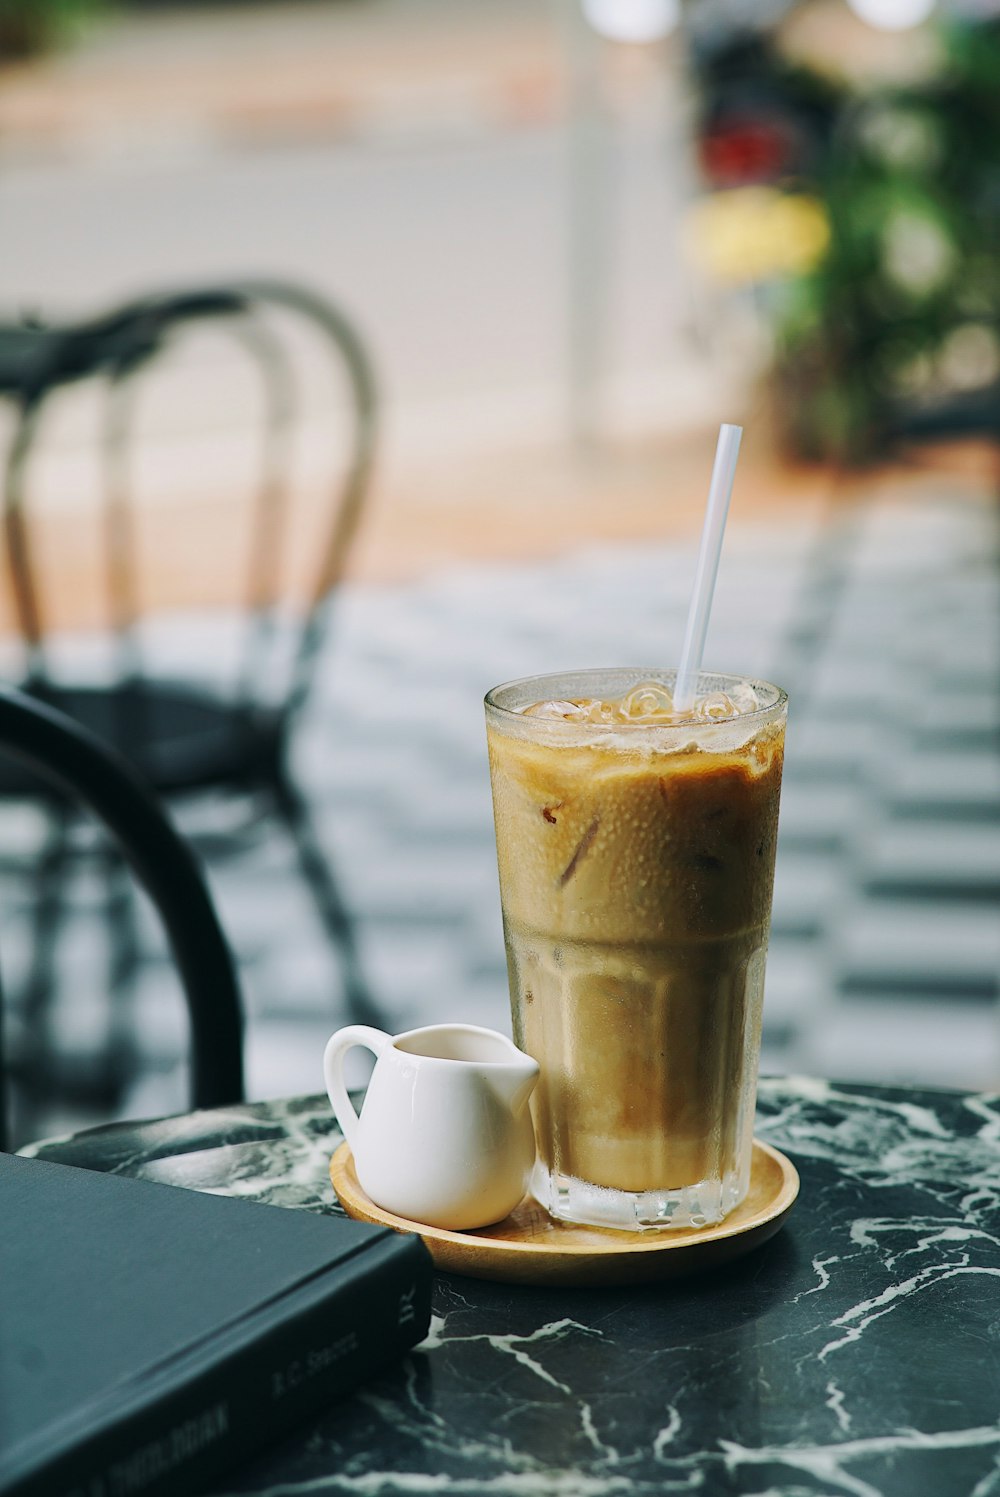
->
xmin=12 ymin=804 xmax=74 ymax=1142
xmin=101 ymin=840 xmax=142 ymax=1102
xmin=18 ymin=824 xmax=141 ymax=1136
xmin=270 ymin=770 xmax=388 ymax=1029
xmin=0 ymin=968 xmax=6 ymax=1153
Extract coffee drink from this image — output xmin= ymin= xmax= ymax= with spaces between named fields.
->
xmin=485 ymin=669 xmax=786 ymax=1231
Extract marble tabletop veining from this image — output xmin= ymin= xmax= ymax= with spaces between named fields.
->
xmin=24 ymin=1076 xmax=1000 ymax=1497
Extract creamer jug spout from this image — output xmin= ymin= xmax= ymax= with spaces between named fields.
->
xmin=489 ymin=1045 xmax=540 ymax=1117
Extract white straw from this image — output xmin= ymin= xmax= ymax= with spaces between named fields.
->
xmin=673 ymin=422 xmax=743 ymax=712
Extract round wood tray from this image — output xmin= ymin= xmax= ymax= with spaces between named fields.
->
xmin=329 ymin=1139 xmax=799 ymax=1286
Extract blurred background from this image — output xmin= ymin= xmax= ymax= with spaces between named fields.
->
xmin=0 ymin=0 xmax=997 ymax=1148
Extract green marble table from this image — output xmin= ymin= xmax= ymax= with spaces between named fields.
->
xmin=23 ymin=1075 xmax=1000 ymax=1497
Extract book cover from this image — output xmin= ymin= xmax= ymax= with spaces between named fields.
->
xmin=0 ymin=1153 xmax=433 ymax=1497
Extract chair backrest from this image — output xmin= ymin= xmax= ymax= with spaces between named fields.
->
xmin=0 ymin=279 xmax=377 ymax=729
xmin=0 ymin=684 xmax=244 ymax=1152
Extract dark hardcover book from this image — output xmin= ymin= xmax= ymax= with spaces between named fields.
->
xmin=0 ymin=1153 xmax=433 ymax=1497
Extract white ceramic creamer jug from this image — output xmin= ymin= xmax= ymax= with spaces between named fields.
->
xmin=324 ymin=1022 xmax=539 ymax=1230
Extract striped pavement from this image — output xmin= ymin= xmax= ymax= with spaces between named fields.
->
xmin=1 ymin=478 xmax=997 ymax=1145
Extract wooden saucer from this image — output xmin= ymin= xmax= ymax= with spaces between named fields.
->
xmin=329 ymin=1140 xmax=799 ymax=1286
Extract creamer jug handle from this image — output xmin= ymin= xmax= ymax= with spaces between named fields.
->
xmin=323 ymin=1025 xmax=391 ymax=1149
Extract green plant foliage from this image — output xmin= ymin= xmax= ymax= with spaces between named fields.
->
xmin=774 ymin=21 xmax=1000 ymax=464
xmin=0 ymin=0 xmax=104 ymax=63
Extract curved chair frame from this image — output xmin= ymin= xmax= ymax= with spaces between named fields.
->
xmin=0 ymin=683 xmax=244 ymax=1152
xmin=3 ymin=278 xmax=377 ymax=730
xmin=0 ymin=282 xmax=383 ymax=1073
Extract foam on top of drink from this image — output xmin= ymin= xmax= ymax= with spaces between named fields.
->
xmin=520 ymin=679 xmax=763 ymax=727
xmin=487 ymin=672 xmax=786 ymax=758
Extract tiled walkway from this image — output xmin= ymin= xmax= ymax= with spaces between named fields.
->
xmin=3 ymin=478 xmax=998 ymax=1144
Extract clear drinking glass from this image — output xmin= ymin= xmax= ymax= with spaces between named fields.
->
xmin=485 ymin=668 xmax=787 ymax=1231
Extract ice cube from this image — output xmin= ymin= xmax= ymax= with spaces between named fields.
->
xmin=697 ymin=692 xmax=737 ymax=720
xmin=615 ymin=683 xmax=676 ymax=722
xmin=580 ymin=698 xmax=616 ymax=724
xmin=522 ymin=699 xmax=591 ymax=721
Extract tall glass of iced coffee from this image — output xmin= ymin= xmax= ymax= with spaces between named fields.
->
xmin=485 ymin=668 xmax=786 ymax=1232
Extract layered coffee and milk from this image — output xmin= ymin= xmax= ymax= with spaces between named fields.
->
xmin=485 ymin=670 xmax=786 ymax=1230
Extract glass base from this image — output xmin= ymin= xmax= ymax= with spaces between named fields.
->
xmin=532 ymin=1161 xmax=747 ymax=1232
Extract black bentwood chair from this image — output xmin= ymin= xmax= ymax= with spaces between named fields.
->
xmin=0 ymin=280 xmax=385 ymax=1114
xmin=0 ymin=684 xmax=243 ymax=1153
